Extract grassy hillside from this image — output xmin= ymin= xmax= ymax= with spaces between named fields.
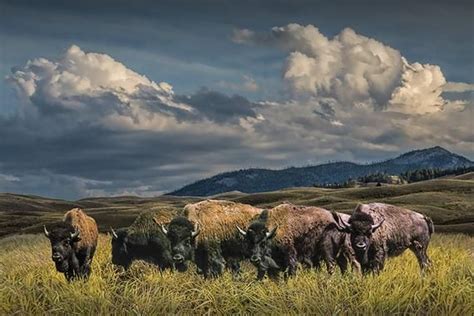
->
xmin=0 ymin=234 xmax=472 ymax=314
xmin=1 ymin=176 xmax=473 ymax=236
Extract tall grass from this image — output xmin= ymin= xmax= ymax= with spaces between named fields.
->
xmin=1 ymin=234 xmax=473 ymax=315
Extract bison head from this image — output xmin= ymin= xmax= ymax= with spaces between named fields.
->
xmin=156 ymin=216 xmax=199 ymax=272
xmin=110 ymin=227 xmax=131 ymax=269
xmin=237 ymin=220 xmax=279 ymax=272
xmin=333 ymin=210 xmax=384 ymax=265
xmin=43 ymin=222 xmax=81 ymax=273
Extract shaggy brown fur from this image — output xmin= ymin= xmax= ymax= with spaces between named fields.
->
xmin=183 ymin=200 xmax=263 ymax=243
xmin=345 ymin=203 xmax=433 ymax=273
xmin=247 ymin=203 xmax=352 ymax=278
xmin=63 ymin=208 xmax=98 ymax=252
xmin=266 ymin=203 xmax=334 ymax=248
xmin=130 ymin=209 xmax=175 ymax=235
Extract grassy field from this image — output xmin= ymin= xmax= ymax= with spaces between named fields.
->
xmin=1 ymin=175 xmax=473 ymax=237
xmin=0 ymin=233 xmax=473 ymax=315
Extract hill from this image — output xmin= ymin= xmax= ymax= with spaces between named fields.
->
xmin=170 ymin=146 xmax=473 ymax=196
xmin=0 ymin=176 xmax=473 ymax=236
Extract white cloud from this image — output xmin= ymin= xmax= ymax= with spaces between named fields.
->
xmin=233 ymin=24 xmax=451 ymax=115
xmin=217 ymin=75 xmax=259 ymax=92
xmin=443 ymin=82 xmax=474 ymax=92
xmin=3 ymin=43 xmax=472 ymax=198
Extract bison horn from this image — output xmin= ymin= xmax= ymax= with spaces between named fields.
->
xmin=371 ymin=218 xmax=384 ymax=232
xmin=110 ymin=227 xmax=118 ymax=239
xmin=160 ymin=224 xmax=168 ymax=235
xmin=70 ymin=229 xmax=80 ymax=240
xmin=191 ymin=222 xmax=200 ymax=238
xmin=266 ymin=226 xmax=278 ymax=239
xmin=236 ymin=226 xmax=247 ymax=237
xmin=43 ymin=225 xmax=50 ymax=238
xmin=334 ymin=212 xmax=351 ymax=230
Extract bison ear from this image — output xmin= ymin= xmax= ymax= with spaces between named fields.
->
xmin=371 ymin=218 xmax=384 ymax=232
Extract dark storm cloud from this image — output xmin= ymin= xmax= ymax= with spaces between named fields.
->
xmin=175 ymin=89 xmax=259 ymax=123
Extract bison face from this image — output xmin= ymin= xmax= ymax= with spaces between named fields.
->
xmin=333 ymin=212 xmax=384 ymax=265
xmin=238 ymin=221 xmax=278 ymax=271
xmin=110 ymin=228 xmax=131 ymax=268
xmin=160 ymin=217 xmax=199 ymax=272
xmin=43 ymin=223 xmax=80 ymax=273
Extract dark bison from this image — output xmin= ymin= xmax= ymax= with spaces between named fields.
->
xmin=239 ymin=203 xmax=359 ymax=280
xmin=332 ymin=203 xmax=434 ymax=274
xmin=156 ymin=200 xmax=262 ymax=278
xmin=110 ymin=211 xmax=173 ymax=271
xmin=43 ymin=208 xmax=98 ymax=281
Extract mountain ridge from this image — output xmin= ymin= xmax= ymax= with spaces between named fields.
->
xmin=169 ymin=146 xmax=473 ymax=196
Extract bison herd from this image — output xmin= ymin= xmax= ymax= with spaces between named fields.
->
xmin=43 ymin=201 xmax=434 ymax=282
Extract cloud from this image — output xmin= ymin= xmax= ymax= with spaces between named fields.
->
xmin=443 ymin=82 xmax=474 ymax=93
xmin=233 ymin=24 xmax=452 ymax=115
xmin=2 ymin=44 xmax=473 ymax=199
xmin=217 ymin=75 xmax=259 ymax=93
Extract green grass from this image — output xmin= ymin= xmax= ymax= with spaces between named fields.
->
xmin=1 ymin=233 xmax=473 ymax=314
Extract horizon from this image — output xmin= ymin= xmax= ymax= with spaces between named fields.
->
xmin=1 ymin=145 xmax=472 ymax=200
xmin=0 ymin=0 xmax=473 ymax=199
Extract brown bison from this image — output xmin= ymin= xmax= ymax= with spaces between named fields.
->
xmin=43 ymin=208 xmax=98 ymax=281
xmin=238 ymin=203 xmax=358 ymax=280
xmin=157 ymin=200 xmax=263 ymax=278
xmin=332 ymin=203 xmax=434 ymax=274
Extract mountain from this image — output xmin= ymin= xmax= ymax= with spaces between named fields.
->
xmin=169 ymin=146 xmax=473 ymax=196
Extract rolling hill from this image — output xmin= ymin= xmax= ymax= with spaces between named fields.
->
xmin=1 ymin=175 xmax=473 ymax=236
xmin=170 ymin=146 xmax=473 ymax=196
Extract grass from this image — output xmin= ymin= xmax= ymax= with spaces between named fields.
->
xmin=1 ymin=177 xmax=473 ymax=237
xmin=1 ymin=233 xmax=473 ymax=315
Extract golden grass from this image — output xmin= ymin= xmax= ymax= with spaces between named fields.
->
xmin=1 ymin=234 xmax=473 ymax=315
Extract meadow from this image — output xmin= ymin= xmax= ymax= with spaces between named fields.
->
xmin=1 ymin=233 xmax=473 ymax=315
xmin=1 ymin=175 xmax=473 ymax=237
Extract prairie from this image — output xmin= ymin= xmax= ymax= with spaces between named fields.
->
xmin=0 ymin=234 xmax=473 ymax=315
xmin=1 ymin=176 xmax=473 ymax=237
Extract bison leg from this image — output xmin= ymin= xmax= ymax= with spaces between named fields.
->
xmin=336 ymin=254 xmax=348 ymax=274
xmin=268 ymin=268 xmax=280 ymax=282
xmin=372 ymin=248 xmax=386 ymax=274
xmin=226 ymin=259 xmax=241 ymax=279
xmin=256 ymin=268 xmax=266 ymax=281
xmin=410 ymin=240 xmax=431 ymax=273
xmin=286 ymin=247 xmax=298 ymax=277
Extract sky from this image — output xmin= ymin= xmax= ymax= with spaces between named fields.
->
xmin=0 ymin=0 xmax=473 ymax=199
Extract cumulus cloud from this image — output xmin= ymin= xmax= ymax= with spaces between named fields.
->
xmin=2 ymin=43 xmax=472 ymax=199
xmin=232 ymin=24 xmax=453 ymax=115
xmin=443 ymin=82 xmax=474 ymax=93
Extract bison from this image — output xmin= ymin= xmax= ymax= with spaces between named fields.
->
xmin=156 ymin=200 xmax=263 ymax=278
xmin=43 ymin=208 xmax=98 ymax=281
xmin=110 ymin=211 xmax=173 ymax=271
xmin=332 ymin=203 xmax=434 ymax=274
xmin=238 ymin=203 xmax=359 ymax=280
